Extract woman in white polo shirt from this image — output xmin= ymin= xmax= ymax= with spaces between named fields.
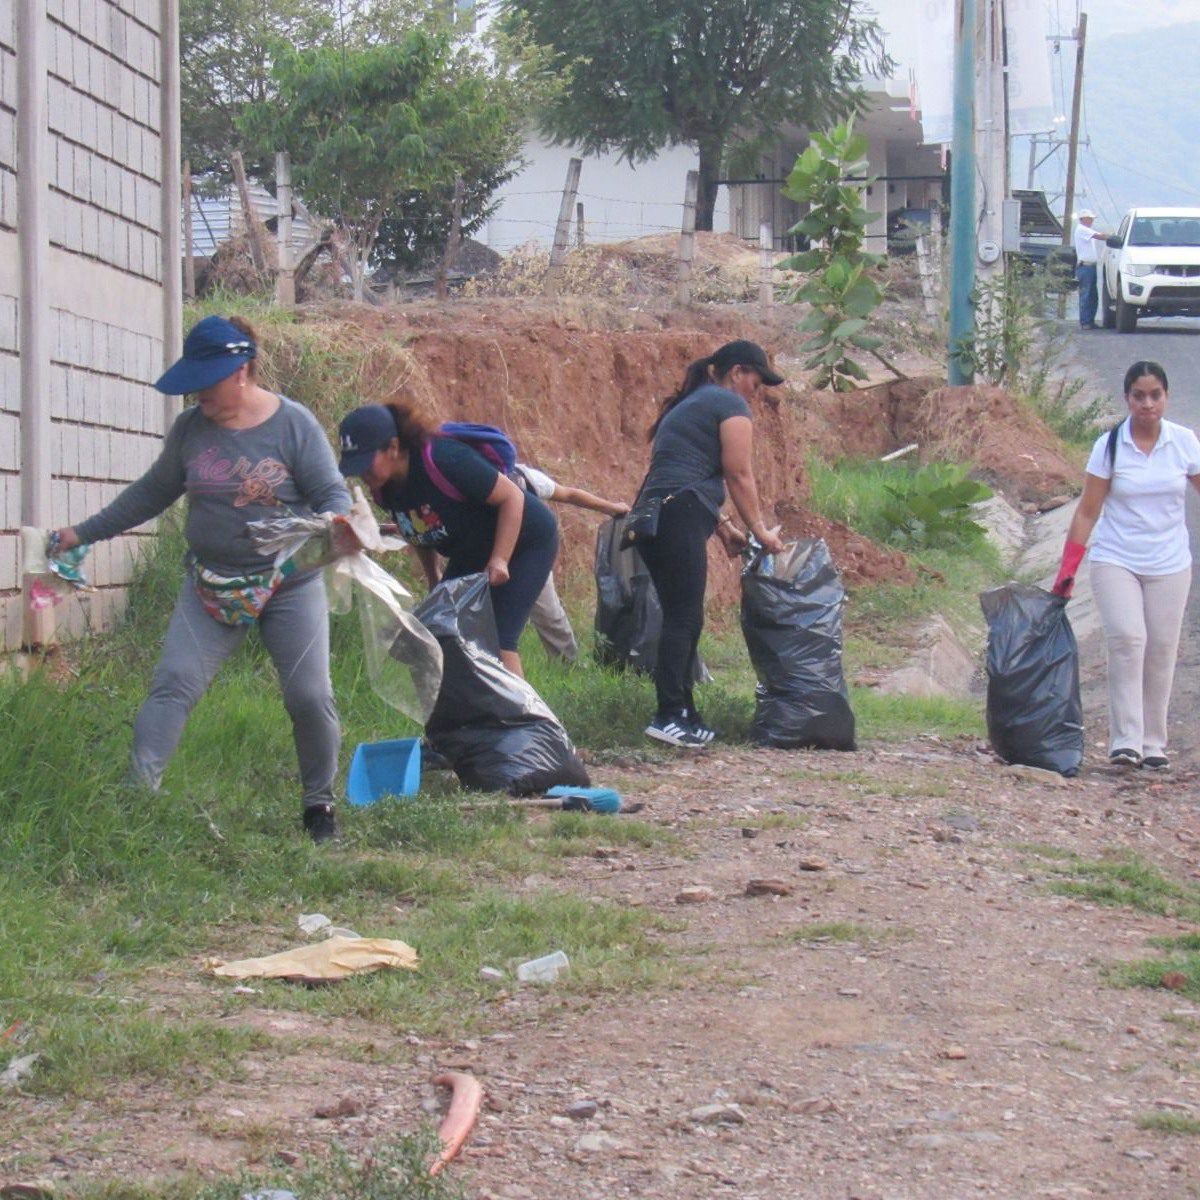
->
xmin=1052 ymin=361 xmax=1200 ymax=770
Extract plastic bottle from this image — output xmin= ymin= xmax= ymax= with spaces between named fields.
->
xmin=516 ymin=950 xmax=570 ymax=983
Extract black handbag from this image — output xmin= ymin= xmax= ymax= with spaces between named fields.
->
xmin=618 ymin=492 xmax=664 ymax=551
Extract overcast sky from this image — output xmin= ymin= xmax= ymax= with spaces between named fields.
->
xmin=866 ymin=1 xmax=1189 ymax=73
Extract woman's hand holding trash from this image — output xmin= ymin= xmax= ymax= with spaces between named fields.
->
xmin=51 ymin=526 xmax=81 ymax=553
xmin=486 ymin=555 xmax=511 ymax=586
xmin=754 ymin=525 xmax=786 ymax=555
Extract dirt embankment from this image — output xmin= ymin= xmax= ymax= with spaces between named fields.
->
xmin=265 ymin=302 xmax=1080 ymax=607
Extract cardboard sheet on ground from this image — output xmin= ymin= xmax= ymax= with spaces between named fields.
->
xmin=207 ymin=935 xmax=418 ymax=983
xmin=247 ymin=487 xmax=443 ymax=723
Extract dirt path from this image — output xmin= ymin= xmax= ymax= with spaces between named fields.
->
xmin=7 ymin=741 xmax=1199 ymax=1198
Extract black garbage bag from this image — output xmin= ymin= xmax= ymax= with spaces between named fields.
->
xmin=593 ymin=517 xmax=708 ymax=682
xmin=741 ymin=539 xmax=856 ymax=751
xmin=415 ymin=574 xmax=591 ymax=794
xmin=981 ymin=583 xmax=1083 ymax=776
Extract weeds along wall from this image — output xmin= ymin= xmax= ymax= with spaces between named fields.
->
xmin=1 ymin=0 xmax=171 ymax=651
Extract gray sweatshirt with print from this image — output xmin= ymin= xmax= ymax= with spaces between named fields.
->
xmin=76 ymin=397 xmax=350 ymax=576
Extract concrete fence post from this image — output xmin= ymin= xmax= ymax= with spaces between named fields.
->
xmin=17 ymin=0 xmax=54 ymax=647
xmin=182 ymin=160 xmax=196 ymax=300
xmin=759 ymin=222 xmax=774 ymax=309
xmin=676 ymin=170 xmax=699 ymax=307
xmin=275 ymin=151 xmax=295 ymax=307
xmin=545 ymin=157 xmax=582 ymax=298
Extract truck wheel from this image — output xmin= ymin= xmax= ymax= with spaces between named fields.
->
xmin=1101 ymin=280 xmax=1116 ymax=328
xmin=1115 ymin=290 xmax=1138 ymax=333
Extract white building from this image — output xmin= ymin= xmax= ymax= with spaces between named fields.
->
xmin=474 ymin=1 xmax=942 ymax=256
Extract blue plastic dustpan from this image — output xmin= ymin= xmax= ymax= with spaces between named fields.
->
xmin=346 ymin=738 xmax=422 ymax=807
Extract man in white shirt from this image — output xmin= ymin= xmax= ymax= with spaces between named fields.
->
xmin=1072 ymin=208 xmax=1108 ymax=329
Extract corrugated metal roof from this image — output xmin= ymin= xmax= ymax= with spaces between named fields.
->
xmin=187 ymin=182 xmax=318 ymax=258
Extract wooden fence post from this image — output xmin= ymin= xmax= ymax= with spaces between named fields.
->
xmin=182 ymin=159 xmax=195 ymax=300
xmin=759 ymin=222 xmax=774 ymax=309
xmin=230 ymin=150 xmax=268 ymax=276
xmin=275 ymin=151 xmax=295 ymax=307
xmin=545 ymin=157 xmax=582 ymax=298
xmin=436 ymin=176 xmax=466 ymax=301
xmin=575 ymin=201 xmax=585 ymax=248
xmin=676 ymin=169 xmax=698 ymax=307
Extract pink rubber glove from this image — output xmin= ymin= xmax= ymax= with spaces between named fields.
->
xmin=1051 ymin=541 xmax=1086 ymax=599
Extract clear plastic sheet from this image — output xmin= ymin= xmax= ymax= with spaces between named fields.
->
xmin=247 ymin=488 xmax=443 ymax=725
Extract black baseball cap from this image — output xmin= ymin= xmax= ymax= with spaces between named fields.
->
xmin=710 ymin=340 xmax=785 ymax=386
xmin=338 ymin=405 xmax=397 ymax=477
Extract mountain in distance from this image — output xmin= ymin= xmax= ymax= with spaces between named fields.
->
xmin=1073 ymin=21 xmax=1200 ymax=223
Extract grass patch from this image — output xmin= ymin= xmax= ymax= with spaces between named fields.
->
xmin=738 ymin=811 xmax=812 ymax=832
xmin=73 ymin=1130 xmax=463 ymax=1200
xmin=1150 ymin=932 xmax=1200 ymax=952
xmin=849 ymin=687 xmax=985 ymax=741
xmin=1020 ymin=852 xmax=1200 ymax=1003
xmin=1109 ymin=953 xmax=1200 ymax=1001
xmin=790 ymin=921 xmax=890 ymax=944
xmin=1030 ymin=850 xmax=1200 ymax=922
xmin=1135 ymin=1111 xmax=1200 ymax=1136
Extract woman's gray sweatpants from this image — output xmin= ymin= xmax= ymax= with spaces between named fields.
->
xmin=129 ymin=571 xmax=339 ymax=809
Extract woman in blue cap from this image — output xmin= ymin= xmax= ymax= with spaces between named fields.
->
xmin=336 ymin=399 xmax=557 ymax=679
xmin=54 ymin=315 xmax=352 ymax=843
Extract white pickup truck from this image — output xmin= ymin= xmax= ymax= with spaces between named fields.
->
xmin=1101 ymin=207 xmax=1200 ymax=332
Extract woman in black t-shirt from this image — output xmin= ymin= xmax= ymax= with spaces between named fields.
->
xmin=635 ymin=340 xmax=786 ymax=749
xmin=338 ymin=401 xmax=557 ymax=678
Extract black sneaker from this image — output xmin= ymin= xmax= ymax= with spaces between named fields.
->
xmin=303 ymin=803 xmax=340 ymax=844
xmin=1109 ymin=748 xmax=1142 ymax=769
xmin=1143 ymin=755 xmax=1170 ymax=772
xmin=645 ymin=715 xmax=707 ymax=749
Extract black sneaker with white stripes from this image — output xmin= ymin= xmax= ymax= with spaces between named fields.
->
xmin=645 ymin=715 xmax=708 ymax=749
xmin=1109 ymin=747 xmax=1142 ymax=769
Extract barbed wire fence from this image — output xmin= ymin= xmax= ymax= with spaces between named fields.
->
xmin=185 ymin=155 xmax=779 ymax=312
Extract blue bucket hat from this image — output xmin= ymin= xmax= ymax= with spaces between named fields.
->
xmin=154 ymin=315 xmax=257 ymax=395
xmin=338 ymin=405 xmax=398 ymax=477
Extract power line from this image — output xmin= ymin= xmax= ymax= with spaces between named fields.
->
xmin=1088 ymin=149 xmax=1200 ymax=201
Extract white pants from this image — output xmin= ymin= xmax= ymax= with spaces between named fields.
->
xmin=1090 ymin=562 xmax=1191 ymax=757
xmin=528 ymin=571 xmax=579 ymax=662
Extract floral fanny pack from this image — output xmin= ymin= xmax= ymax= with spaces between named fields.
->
xmin=191 ymin=558 xmax=295 ymax=626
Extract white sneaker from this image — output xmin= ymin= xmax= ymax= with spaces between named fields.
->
xmin=645 ymin=716 xmax=707 ymax=749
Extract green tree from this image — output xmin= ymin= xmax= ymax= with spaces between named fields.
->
xmin=239 ymin=32 xmax=517 ymax=299
xmin=180 ymin=0 xmax=332 ymax=182
xmin=499 ymin=0 xmax=887 ymax=230
xmin=180 ymin=0 xmax=488 ymax=184
xmin=373 ymin=39 xmax=524 ymax=274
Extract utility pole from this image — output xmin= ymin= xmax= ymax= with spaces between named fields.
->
xmin=948 ymin=0 xmax=977 ymax=386
xmin=1060 ymin=11 xmax=1086 ymax=243
xmin=975 ymin=0 xmax=1006 ymax=287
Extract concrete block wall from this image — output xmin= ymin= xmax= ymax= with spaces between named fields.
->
xmin=1 ymin=0 xmax=167 ymax=650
